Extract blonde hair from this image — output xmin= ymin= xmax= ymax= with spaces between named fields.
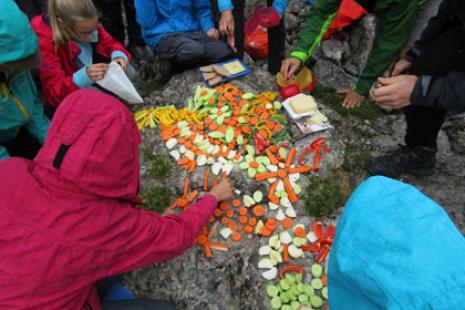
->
xmin=48 ymin=0 xmax=99 ymax=48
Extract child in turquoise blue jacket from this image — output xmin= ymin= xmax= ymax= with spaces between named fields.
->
xmin=0 ymin=0 xmax=50 ymax=160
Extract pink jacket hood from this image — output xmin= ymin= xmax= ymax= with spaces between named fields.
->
xmin=34 ymin=89 xmax=142 ymax=204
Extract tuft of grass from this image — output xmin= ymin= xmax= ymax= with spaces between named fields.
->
xmin=302 ymin=170 xmax=351 ymax=219
xmin=342 ymin=144 xmax=371 ymax=173
xmin=312 ymin=84 xmax=383 ymax=120
xmin=147 ymin=155 xmax=174 ymax=180
xmin=139 ymin=186 xmax=173 ymax=214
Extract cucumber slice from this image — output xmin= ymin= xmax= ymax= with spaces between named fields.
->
xmin=310 ymin=295 xmax=323 ymax=308
xmin=225 ymin=126 xmax=235 ymax=143
xmin=298 ymin=294 xmax=309 ymax=304
xmin=284 ymin=273 xmax=295 ymax=285
xmin=321 ymin=287 xmax=328 ymax=300
xmin=237 ymin=134 xmax=244 ymax=145
xmin=282 ymin=306 xmax=292 ymax=310
xmin=246 ymin=145 xmax=255 ymax=155
xmin=311 ymin=279 xmax=323 ymax=290
xmin=216 ymin=115 xmax=225 ymax=125
xmin=279 ymin=279 xmax=290 ymax=291
xmin=270 ymin=297 xmax=281 ymax=310
xmin=247 ymin=167 xmax=256 ymax=178
xmin=280 ymin=292 xmax=290 ymax=304
xmin=238 ymin=116 xmax=247 ymax=123
xmin=291 ymin=301 xmax=301 ymax=310
xmin=278 ymin=147 xmax=287 ymax=159
xmin=243 ymin=195 xmax=255 ymax=207
xmin=208 ymin=131 xmax=225 ymax=139
xmin=295 ymin=273 xmax=302 ymax=283
xmin=253 ymin=190 xmax=264 ymax=203
xmin=242 ymin=92 xmax=256 ymax=100
xmin=273 ymin=101 xmax=283 ymax=110
xmin=266 ymin=285 xmax=280 ymax=298
xmin=302 ymin=284 xmax=314 ymax=297
xmin=311 ymin=264 xmax=323 ymax=278
xmin=239 ymin=162 xmax=249 ymax=170
xmin=289 ymin=286 xmax=300 ymax=299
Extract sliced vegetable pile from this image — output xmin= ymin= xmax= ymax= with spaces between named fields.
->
xmin=135 ymin=83 xmax=335 ymax=309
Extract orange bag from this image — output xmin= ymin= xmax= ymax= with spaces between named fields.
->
xmin=245 ymin=26 xmax=268 ymax=60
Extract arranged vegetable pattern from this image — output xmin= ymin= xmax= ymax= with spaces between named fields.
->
xmin=135 ymin=83 xmax=334 ymax=309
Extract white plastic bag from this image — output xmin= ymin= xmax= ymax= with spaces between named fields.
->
xmin=97 ymin=62 xmax=143 ymax=104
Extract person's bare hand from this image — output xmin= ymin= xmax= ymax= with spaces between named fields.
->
xmin=370 ymin=76 xmax=418 ymax=110
xmin=113 ymin=57 xmax=128 ymax=70
xmin=209 ymin=178 xmax=234 ymax=201
xmin=219 ymin=10 xmax=234 ymax=34
xmin=280 ymin=57 xmax=301 ymax=80
xmin=86 ymin=63 xmax=109 ymax=81
xmin=207 ymin=28 xmax=220 ymax=40
xmin=391 ymin=59 xmax=412 ymax=76
xmin=337 ymin=88 xmax=365 ymax=109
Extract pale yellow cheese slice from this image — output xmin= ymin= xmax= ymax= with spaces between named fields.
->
xmin=289 ymin=94 xmax=318 ymax=115
xmin=308 ymin=111 xmax=328 ymax=125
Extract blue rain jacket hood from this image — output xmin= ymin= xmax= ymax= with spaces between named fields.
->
xmin=0 ymin=0 xmax=49 ymax=160
xmin=0 ymin=0 xmax=39 ymax=64
xmin=328 ymin=176 xmax=465 ymax=309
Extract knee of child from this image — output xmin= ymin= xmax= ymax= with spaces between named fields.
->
xmin=177 ymin=41 xmax=205 ymax=61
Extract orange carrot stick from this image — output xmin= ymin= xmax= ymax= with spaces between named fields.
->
xmin=183 ymin=176 xmax=190 ymax=198
xmin=188 ymin=190 xmax=199 ymax=202
xmin=283 ymin=177 xmax=298 ymax=203
xmin=203 ymin=244 xmax=213 ymax=258
xmin=203 ymin=170 xmax=209 ymax=191
xmin=255 ymin=171 xmax=278 ymax=182
xmin=209 ymin=242 xmax=229 ymax=252
xmin=288 ymin=166 xmax=313 ymax=174
xmin=268 ymin=181 xmax=280 ymax=204
xmin=266 ymin=148 xmax=280 ymax=165
xmin=285 ymin=147 xmax=296 ymax=168
xmin=283 ymin=244 xmax=289 ymax=263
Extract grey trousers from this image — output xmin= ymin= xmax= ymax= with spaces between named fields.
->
xmin=155 ymin=32 xmax=233 ymax=65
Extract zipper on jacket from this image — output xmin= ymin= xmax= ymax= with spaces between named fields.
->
xmin=6 ymin=72 xmax=31 ymax=122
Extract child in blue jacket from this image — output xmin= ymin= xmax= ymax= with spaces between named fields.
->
xmin=135 ymin=0 xmax=233 ymax=66
xmin=0 ymin=0 xmax=50 ymax=160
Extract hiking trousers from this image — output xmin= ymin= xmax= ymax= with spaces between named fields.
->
xmin=156 ymin=32 xmax=233 ymax=66
xmin=405 ymin=25 xmax=465 ymax=149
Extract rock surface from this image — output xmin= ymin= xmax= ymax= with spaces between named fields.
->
xmin=127 ymin=1 xmax=465 ymax=308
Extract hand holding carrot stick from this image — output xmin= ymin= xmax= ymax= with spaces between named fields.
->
xmin=209 ymin=178 xmax=234 ymax=201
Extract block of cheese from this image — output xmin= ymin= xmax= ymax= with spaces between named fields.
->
xmin=289 ymin=94 xmax=318 ymax=115
xmin=308 ymin=111 xmax=328 ymax=125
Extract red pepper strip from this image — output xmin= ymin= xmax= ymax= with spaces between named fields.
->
xmin=313 ymin=151 xmax=322 ymax=171
xmin=319 ymin=238 xmax=333 ymax=247
xmin=316 ymin=244 xmax=331 ymax=264
xmin=254 ymin=134 xmax=270 ymax=155
xmin=324 ymin=224 xmax=336 ymax=239
xmin=298 ymin=147 xmax=315 ymax=166
xmin=310 ymin=137 xmax=327 ymax=148
xmin=300 ymin=244 xmax=321 ymax=252
xmin=312 ymin=222 xmax=324 ymax=239
xmin=279 ymin=265 xmax=305 ymax=279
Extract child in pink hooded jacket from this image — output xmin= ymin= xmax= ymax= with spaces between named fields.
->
xmin=0 ymin=89 xmax=233 ymax=309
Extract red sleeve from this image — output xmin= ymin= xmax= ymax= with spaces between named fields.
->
xmin=104 ymin=194 xmax=218 ymax=275
xmin=36 ymin=36 xmax=79 ymax=107
xmin=96 ymin=26 xmax=132 ymax=61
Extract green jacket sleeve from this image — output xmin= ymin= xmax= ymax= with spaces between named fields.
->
xmin=290 ymin=0 xmax=341 ymax=62
xmin=354 ymin=1 xmax=419 ymax=96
